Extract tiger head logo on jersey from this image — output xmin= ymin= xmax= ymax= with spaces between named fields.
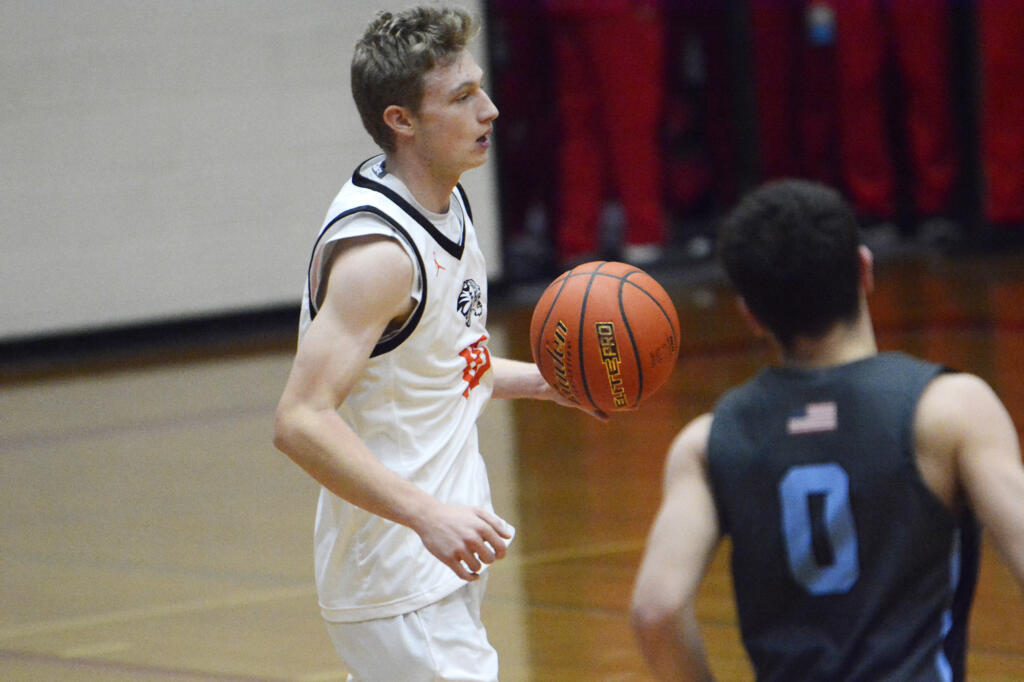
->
xmin=457 ymin=279 xmax=484 ymax=327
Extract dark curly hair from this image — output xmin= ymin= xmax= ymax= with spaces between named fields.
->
xmin=717 ymin=179 xmax=862 ymax=349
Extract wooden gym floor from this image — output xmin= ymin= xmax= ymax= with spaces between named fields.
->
xmin=2 ymin=248 xmax=1023 ymax=681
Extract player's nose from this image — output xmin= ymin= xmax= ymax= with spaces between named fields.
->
xmin=479 ymin=89 xmax=498 ymax=122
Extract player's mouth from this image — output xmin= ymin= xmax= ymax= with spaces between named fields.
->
xmin=476 ymin=128 xmax=492 ymax=148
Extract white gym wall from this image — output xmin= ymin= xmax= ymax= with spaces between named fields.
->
xmin=1 ymin=1 xmax=501 ymax=342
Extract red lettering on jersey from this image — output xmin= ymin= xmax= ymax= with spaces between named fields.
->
xmin=460 ymin=335 xmax=491 ymax=397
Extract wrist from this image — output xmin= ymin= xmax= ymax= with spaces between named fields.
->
xmin=392 ymin=486 xmax=439 ymax=533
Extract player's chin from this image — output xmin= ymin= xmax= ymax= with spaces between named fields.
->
xmin=466 ymin=149 xmax=489 ymax=168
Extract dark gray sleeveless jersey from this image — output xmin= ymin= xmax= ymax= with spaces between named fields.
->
xmin=707 ymin=352 xmax=979 ymax=682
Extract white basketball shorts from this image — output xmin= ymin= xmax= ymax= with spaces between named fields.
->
xmin=325 ymin=576 xmax=498 ymax=682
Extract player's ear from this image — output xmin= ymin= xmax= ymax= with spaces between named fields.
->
xmin=736 ymin=297 xmax=767 ymax=337
xmin=383 ymin=105 xmax=415 ymax=142
xmin=858 ymin=245 xmax=875 ymax=295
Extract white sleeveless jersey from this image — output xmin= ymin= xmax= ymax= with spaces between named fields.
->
xmin=299 ymin=156 xmax=497 ymax=623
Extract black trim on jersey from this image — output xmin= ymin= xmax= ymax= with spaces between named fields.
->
xmin=306 ymin=205 xmax=427 ymax=357
xmin=351 ymin=164 xmax=466 ymax=260
xmin=456 ymin=183 xmax=473 ymax=222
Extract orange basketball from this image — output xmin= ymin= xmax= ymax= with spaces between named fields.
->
xmin=529 ymin=261 xmax=680 ymax=413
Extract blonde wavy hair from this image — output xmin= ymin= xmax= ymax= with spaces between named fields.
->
xmin=351 ymin=5 xmax=478 ymax=152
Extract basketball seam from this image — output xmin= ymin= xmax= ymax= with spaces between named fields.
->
xmin=623 ymin=271 xmax=681 ymax=338
xmin=577 ymin=263 xmax=607 ymax=411
xmin=619 ymin=274 xmax=645 ymax=405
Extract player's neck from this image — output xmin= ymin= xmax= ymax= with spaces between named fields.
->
xmin=382 ymin=152 xmax=456 ymax=214
xmin=781 ymin=308 xmax=878 ymax=369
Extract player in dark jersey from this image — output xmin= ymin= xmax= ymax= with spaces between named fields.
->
xmin=631 ymin=179 xmax=1024 ymax=681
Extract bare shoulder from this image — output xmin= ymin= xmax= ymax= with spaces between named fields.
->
xmin=919 ymin=373 xmax=1024 ymax=586
xmin=915 ymin=373 xmax=984 ymax=506
xmin=915 ymin=371 xmax=1020 ymax=510
xmin=917 ymin=371 xmax=1004 ymax=434
xmin=280 ymin=235 xmax=417 ymax=412
xmin=323 ymin=235 xmax=413 ymax=297
xmin=676 ymin=412 xmax=714 ymax=445
xmin=319 ymin=234 xmax=416 ymax=322
xmin=664 ymin=413 xmax=714 ymax=479
xmin=297 ymin=234 xmax=416 ymax=369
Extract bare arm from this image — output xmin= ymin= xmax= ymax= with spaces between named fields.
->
xmin=631 ymin=413 xmax=720 ymax=682
xmin=489 ymin=356 xmax=551 ymax=400
xmin=489 ymin=356 xmax=608 ymax=419
xmin=919 ymin=372 xmax=1024 ymax=589
xmin=273 ymin=236 xmax=510 ymax=581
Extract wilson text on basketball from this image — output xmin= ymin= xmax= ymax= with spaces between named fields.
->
xmin=545 ymin=320 xmax=577 ymax=403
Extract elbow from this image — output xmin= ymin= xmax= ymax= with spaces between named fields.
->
xmin=632 ymin=584 xmax=710 ymax=681
xmin=272 ymin=404 xmax=299 ymax=455
xmin=630 ymin=608 xmax=668 ymax=641
xmin=630 ymin=594 xmax=679 ymax=641
xmin=631 ymin=573 xmax=694 ymax=643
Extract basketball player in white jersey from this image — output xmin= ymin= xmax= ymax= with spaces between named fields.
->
xmin=273 ymin=6 xmax=592 ymax=681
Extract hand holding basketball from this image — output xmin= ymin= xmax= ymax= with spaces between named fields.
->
xmin=529 ymin=261 xmax=680 ymax=413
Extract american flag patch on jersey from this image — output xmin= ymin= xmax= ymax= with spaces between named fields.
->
xmin=787 ymin=401 xmax=838 ymax=434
